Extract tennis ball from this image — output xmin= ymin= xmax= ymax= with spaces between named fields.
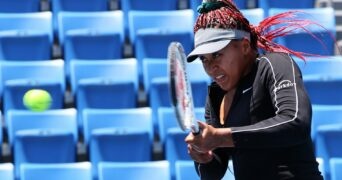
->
xmin=23 ymin=89 xmax=52 ymax=112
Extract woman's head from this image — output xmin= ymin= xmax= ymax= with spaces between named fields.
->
xmin=187 ymin=0 xmax=326 ymax=63
xmin=187 ymin=0 xmax=258 ymax=90
xmin=187 ymin=0 xmax=257 ymax=62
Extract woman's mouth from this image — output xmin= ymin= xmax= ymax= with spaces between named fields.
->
xmin=214 ymin=75 xmax=225 ymax=84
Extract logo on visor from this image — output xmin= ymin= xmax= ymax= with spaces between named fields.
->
xmin=274 ymin=80 xmax=295 ymax=92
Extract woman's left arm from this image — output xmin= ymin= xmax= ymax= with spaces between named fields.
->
xmin=230 ymin=53 xmax=312 ymax=148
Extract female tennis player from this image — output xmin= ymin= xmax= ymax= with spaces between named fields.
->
xmin=185 ymin=0 xmax=324 ymax=179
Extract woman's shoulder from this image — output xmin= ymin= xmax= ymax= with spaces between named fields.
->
xmin=258 ymin=52 xmax=293 ymax=62
xmin=257 ymin=52 xmax=295 ymax=68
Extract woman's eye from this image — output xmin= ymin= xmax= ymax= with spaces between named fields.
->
xmin=212 ymin=52 xmax=221 ymax=60
xmin=199 ymin=56 xmax=208 ymax=63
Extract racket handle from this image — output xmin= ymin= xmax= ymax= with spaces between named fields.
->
xmin=191 ymin=125 xmax=201 ymax=136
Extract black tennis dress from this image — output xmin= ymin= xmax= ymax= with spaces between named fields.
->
xmin=194 ymin=53 xmax=324 ymax=180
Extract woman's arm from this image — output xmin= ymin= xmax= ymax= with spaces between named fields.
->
xmin=230 ymin=53 xmax=312 ymax=148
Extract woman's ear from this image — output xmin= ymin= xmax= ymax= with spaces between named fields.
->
xmin=241 ymin=38 xmax=251 ymax=54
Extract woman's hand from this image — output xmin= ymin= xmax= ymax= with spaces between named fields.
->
xmin=185 ymin=121 xmax=235 ymax=156
xmin=187 ymin=144 xmax=214 ymax=164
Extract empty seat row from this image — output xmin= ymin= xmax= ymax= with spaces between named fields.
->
xmin=1 ymin=101 xmax=342 ymax=179
xmin=0 ymin=161 xmax=171 ymax=180
xmin=0 ymin=0 xmax=318 ymax=13
xmin=1 ymin=107 xmax=204 ymax=179
xmin=0 ymin=7 xmax=337 ymax=81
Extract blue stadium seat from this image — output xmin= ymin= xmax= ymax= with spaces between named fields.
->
xmin=0 ymin=0 xmax=42 ymax=12
xmin=1 ymin=60 xmax=65 ymax=115
xmin=0 ymin=163 xmax=14 ymax=180
xmin=70 ymin=59 xmax=138 ymax=129
xmin=82 ymin=107 xmax=153 ymax=145
xmin=58 ymin=11 xmax=124 ymax=79
xmin=0 ymin=12 xmax=53 ymax=60
xmin=128 ymin=9 xmax=194 ymax=45
xmin=294 ymin=56 xmax=342 ymax=105
xmin=316 ymin=124 xmax=342 ymax=180
xmin=128 ymin=10 xmax=194 ymax=81
xmin=142 ymin=58 xmax=167 ymax=97
xmin=303 ymin=75 xmax=342 ymax=105
xmin=98 ymin=161 xmax=170 ymax=180
xmin=6 ymin=108 xmax=77 ymax=147
xmin=330 ymin=158 xmax=342 ymax=180
xmin=51 ymin=0 xmax=110 ymax=36
xmin=82 ymin=107 xmax=153 ymax=178
xmin=20 ymin=162 xmax=92 ymax=180
xmin=311 ymin=105 xmax=342 ymax=147
xmin=14 ymin=130 xmax=76 ymax=177
xmin=258 ymin=0 xmax=315 ymax=16
xmin=91 ymin=129 xmax=151 ymax=179
xmin=268 ymin=7 xmax=336 ymax=56
xmin=241 ymin=8 xmax=265 ymax=25
xmin=165 ymin=128 xmax=190 ymax=179
xmin=120 ymin=0 xmax=179 ymax=38
xmin=293 ymin=56 xmax=342 ymax=76
xmin=175 ymin=160 xmax=198 ymax=180
xmin=6 ymin=108 xmax=78 ymax=179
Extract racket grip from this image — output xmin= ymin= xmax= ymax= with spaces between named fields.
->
xmin=191 ymin=126 xmax=201 ymax=136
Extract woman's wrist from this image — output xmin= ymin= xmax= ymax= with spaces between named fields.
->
xmin=214 ymin=128 xmax=235 ymax=148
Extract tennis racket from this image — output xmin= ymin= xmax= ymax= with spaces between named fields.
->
xmin=168 ymin=42 xmax=200 ymax=135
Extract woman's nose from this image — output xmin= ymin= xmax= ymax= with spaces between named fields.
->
xmin=206 ymin=62 xmax=218 ymax=74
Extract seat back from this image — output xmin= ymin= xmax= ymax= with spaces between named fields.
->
xmin=14 ymin=130 xmax=76 ymax=178
xmin=1 ymin=60 xmax=65 ymax=114
xmin=330 ymin=158 xmax=342 ymax=180
xmin=121 ymin=0 xmax=179 ymax=36
xmin=268 ymin=7 xmax=336 ymax=56
xmin=70 ymin=59 xmax=137 ymax=95
xmin=0 ymin=12 xmax=53 ymax=60
xmin=175 ymin=160 xmax=198 ymax=180
xmin=82 ymin=107 xmax=153 ymax=145
xmin=0 ymin=12 xmax=53 ymax=42
xmin=312 ymin=105 xmax=342 ymax=144
xmin=303 ymin=76 xmax=342 ymax=105
xmin=98 ymin=161 xmax=170 ymax=180
xmin=316 ymin=125 xmax=342 ymax=180
xmin=58 ymin=11 xmax=124 ymax=46
xmin=0 ymin=163 xmax=14 ymax=180
xmin=259 ymin=0 xmax=315 ymax=16
xmin=293 ymin=56 xmax=342 ymax=76
xmin=90 ymin=129 xmax=152 ymax=178
xmin=51 ymin=0 xmax=110 ymax=35
xmin=241 ymin=8 xmax=265 ymax=25
xmin=6 ymin=108 xmax=78 ymax=146
xmin=20 ymin=162 xmax=92 ymax=180
xmin=0 ymin=0 xmax=42 ymax=12
xmin=128 ymin=10 xmax=194 ymax=45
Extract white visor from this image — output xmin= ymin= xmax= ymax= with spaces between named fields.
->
xmin=187 ymin=28 xmax=250 ymax=62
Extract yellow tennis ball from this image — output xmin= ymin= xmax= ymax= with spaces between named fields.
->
xmin=23 ymin=89 xmax=52 ymax=112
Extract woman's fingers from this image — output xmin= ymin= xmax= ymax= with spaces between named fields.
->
xmin=187 ymin=144 xmax=213 ymax=164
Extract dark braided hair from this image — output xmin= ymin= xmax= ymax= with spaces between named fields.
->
xmin=194 ymin=0 xmax=332 ymax=60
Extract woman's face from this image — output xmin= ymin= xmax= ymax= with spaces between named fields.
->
xmin=199 ymin=39 xmax=252 ymax=91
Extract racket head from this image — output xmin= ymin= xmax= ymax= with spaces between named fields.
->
xmin=168 ymin=42 xmax=199 ymax=133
